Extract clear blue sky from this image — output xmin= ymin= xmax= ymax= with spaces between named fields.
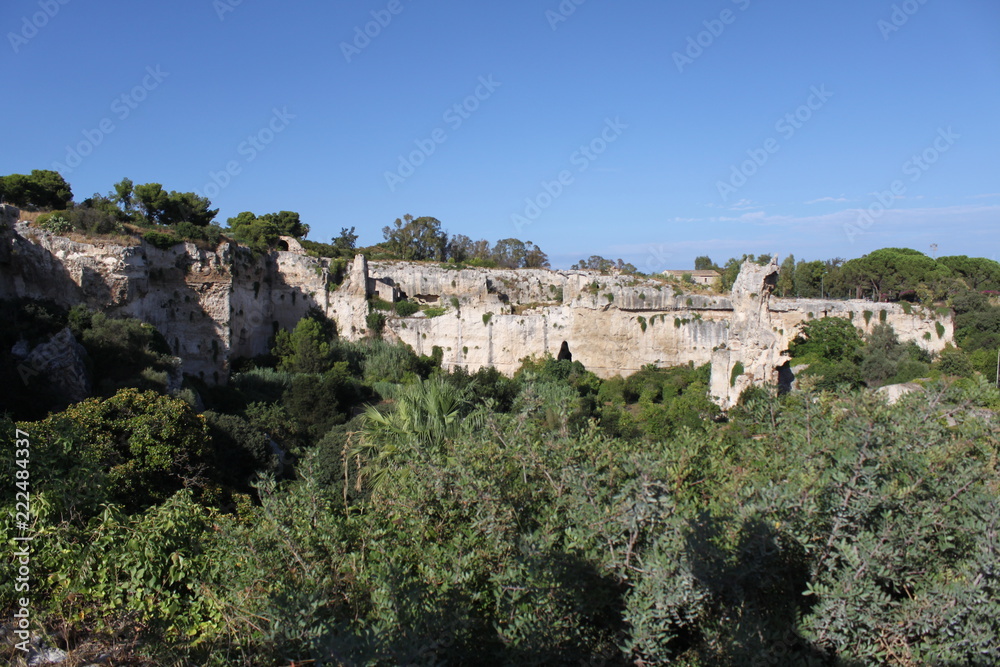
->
xmin=3 ymin=0 xmax=998 ymax=269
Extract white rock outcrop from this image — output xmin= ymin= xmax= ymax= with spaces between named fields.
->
xmin=709 ymin=257 xmax=787 ymax=409
xmin=0 ymin=217 xmax=955 ymax=389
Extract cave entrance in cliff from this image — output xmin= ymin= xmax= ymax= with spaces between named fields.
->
xmin=276 ymin=239 xmax=289 ymax=251
xmin=557 ymin=341 xmax=572 ymax=361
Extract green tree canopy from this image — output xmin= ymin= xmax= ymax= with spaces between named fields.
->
xmin=777 ymin=254 xmax=796 ymax=297
xmin=381 ymin=214 xmax=448 ymax=261
xmin=273 ymin=316 xmax=335 ymax=373
xmin=333 ymin=226 xmax=358 ymax=251
xmin=694 ymin=255 xmax=717 ymax=271
xmin=571 ymin=255 xmax=636 ymax=273
xmin=259 ymin=210 xmax=308 ymax=239
xmin=793 ymin=259 xmax=826 ymax=298
xmin=789 ymin=316 xmax=864 ymax=363
xmin=0 ymin=169 xmax=73 ymax=209
xmin=226 ymin=211 xmax=281 ymax=252
xmin=31 ymin=388 xmax=210 ymax=511
xmin=841 ymin=248 xmax=952 ymax=300
xmin=133 ymin=183 xmax=217 ymax=226
xmin=938 ymin=255 xmax=1000 ymax=291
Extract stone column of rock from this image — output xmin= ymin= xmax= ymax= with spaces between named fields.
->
xmin=326 ymin=254 xmax=374 ymax=340
xmin=709 ymin=256 xmax=788 ymax=409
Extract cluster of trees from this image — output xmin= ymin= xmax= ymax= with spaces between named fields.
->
xmin=698 ymin=248 xmax=1000 ymax=301
xmin=116 ymin=179 xmax=218 ymax=227
xmin=571 ymin=255 xmax=639 ymax=274
xmin=2 ymin=295 xmax=998 ymax=665
xmin=5 ymin=171 xmax=557 ymax=269
xmin=225 ymin=210 xmax=310 ymax=252
xmin=377 ymin=214 xmax=549 ymax=268
xmin=0 ymin=170 xmax=73 ymax=210
xmin=6 ymin=172 xmax=228 ymax=247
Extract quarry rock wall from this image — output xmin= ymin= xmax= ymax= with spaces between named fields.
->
xmin=0 ymin=218 xmax=954 ymax=401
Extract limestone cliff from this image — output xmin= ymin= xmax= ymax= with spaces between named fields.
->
xmin=709 ymin=257 xmax=786 ymax=409
xmin=1 ymin=221 xmax=329 ymax=382
xmin=0 ymin=215 xmax=954 ymax=398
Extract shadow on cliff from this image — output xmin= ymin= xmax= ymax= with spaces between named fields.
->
xmin=227 ymin=248 xmax=338 ymax=374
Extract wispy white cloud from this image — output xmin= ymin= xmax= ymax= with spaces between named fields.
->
xmin=970 ymin=193 xmax=1000 ymax=199
xmin=728 ymin=198 xmax=757 ymax=211
xmin=805 ymin=196 xmax=849 ymax=204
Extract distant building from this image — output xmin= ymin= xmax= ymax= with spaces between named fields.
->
xmin=662 ymin=269 xmax=721 ymax=286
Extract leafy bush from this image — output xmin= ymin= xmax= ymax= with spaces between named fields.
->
xmin=394 ymin=299 xmax=419 ymax=317
xmin=789 ymin=316 xmax=863 ymax=364
xmin=274 ymin=316 xmax=334 ymax=372
xmin=27 ymin=388 xmax=211 ymax=512
xmin=368 ymin=296 xmax=393 ymax=311
xmin=77 ymin=310 xmax=176 ymax=394
xmin=365 ymin=311 xmax=386 ymax=336
xmin=143 ymin=229 xmax=180 ymax=249
xmin=362 ymin=339 xmax=422 ymax=384
xmin=38 ymin=212 xmax=73 ymax=234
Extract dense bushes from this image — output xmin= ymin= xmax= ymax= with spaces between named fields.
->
xmin=6 ymin=377 xmax=996 ymax=665
xmin=3 ymin=297 xmax=1000 ymax=664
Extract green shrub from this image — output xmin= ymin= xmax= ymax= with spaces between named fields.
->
xmin=143 ymin=229 xmax=179 ymax=250
xmin=482 ymin=312 xmax=493 ymax=325
xmin=369 ymin=296 xmax=394 ymax=311
xmin=366 ymin=311 xmax=386 ymax=336
xmin=863 ymin=310 xmax=873 ymax=325
xmin=424 ymin=307 xmax=446 ymax=318
xmin=362 ymin=339 xmax=421 ymax=383
xmin=730 ymin=361 xmax=744 ymax=387
xmin=38 ymin=213 xmax=73 ymax=234
xmin=273 ymin=316 xmax=333 ymax=373
xmin=637 ymin=316 xmax=647 ymax=332
xmin=394 ymin=299 xmax=419 ymax=317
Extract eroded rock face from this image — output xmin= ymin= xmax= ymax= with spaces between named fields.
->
xmin=709 ymin=257 xmax=787 ymax=409
xmin=19 ymin=327 xmax=91 ymax=405
xmin=0 ymin=218 xmax=955 ymax=389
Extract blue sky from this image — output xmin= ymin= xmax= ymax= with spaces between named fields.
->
xmin=3 ymin=0 xmax=998 ymax=269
